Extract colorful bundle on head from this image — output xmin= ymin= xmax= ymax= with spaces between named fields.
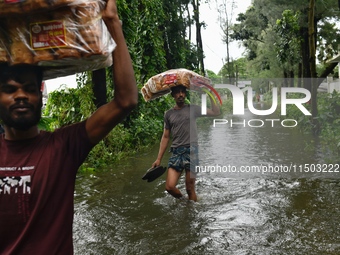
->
xmin=0 ymin=0 xmax=116 ymax=80
xmin=141 ymin=68 xmax=222 ymax=105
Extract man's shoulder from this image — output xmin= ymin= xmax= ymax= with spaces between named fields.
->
xmin=186 ymin=104 xmax=201 ymax=113
xmin=164 ymin=108 xmax=173 ymax=117
xmin=166 ymin=104 xmax=199 ymax=111
xmin=48 ymin=121 xmax=88 ymax=140
xmin=165 ymin=104 xmax=200 ymax=115
xmin=188 ymin=104 xmax=200 ymax=109
xmin=54 ymin=121 xmax=86 ymax=131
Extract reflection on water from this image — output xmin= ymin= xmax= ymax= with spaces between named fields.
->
xmin=73 ymin=104 xmax=340 ymax=255
xmin=198 ymin=106 xmax=325 ymax=177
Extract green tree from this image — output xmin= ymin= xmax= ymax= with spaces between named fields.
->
xmin=230 ymin=0 xmax=340 ymax=120
xmin=274 ymin=10 xmax=301 ymax=86
xmin=215 ymin=0 xmax=237 ymax=83
xmin=191 ymin=0 xmax=205 ymax=74
xmin=231 ymin=0 xmax=340 ymax=82
xmin=219 ymin=57 xmax=249 ymax=83
xmin=230 ymin=5 xmax=269 ymax=61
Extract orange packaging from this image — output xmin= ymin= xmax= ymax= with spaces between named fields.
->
xmin=0 ymin=0 xmax=116 ymax=80
xmin=0 ymin=0 xmax=83 ymax=17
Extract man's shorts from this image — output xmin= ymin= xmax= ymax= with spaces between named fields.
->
xmin=168 ymin=146 xmax=199 ymax=173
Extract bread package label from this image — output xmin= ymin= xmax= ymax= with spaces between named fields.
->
xmin=30 ymin=21 xmax=67 ymax=50
xmin=163 ymin=73 xmax=177 ymax=85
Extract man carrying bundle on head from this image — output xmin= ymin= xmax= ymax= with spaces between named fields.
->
xmin=151 ymin=84 xmax=220 ymax=202
xmin=0 ymin=0 xmax=137 ymax=253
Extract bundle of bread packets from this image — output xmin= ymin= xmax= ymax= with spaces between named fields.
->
xmin=141 ymin=69 xmax=210 ymax=101
xmin=141 ymin=68 xmax=222 ymax=105
xmin=0 ymin=0 xmax=116 ymax=80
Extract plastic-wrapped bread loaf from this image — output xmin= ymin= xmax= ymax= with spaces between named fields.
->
xmin=0 ymin=0 xmax=116 ymax=80
xmin=141 ymin=86 xmax=152 ymax=101
xmin=29 ymin=14 xmax=56 ymax=63
xmin=141 ymin=85 xmax=171 ymax=102
xmin=52 ymin=8 xmax=81 ymax=60
xmin=10 ymin=42 xmax=34 ymax=65
xmin=145 ymin=69 xmax=179 ymax=94
xmin=0 ymin=46 xmax=8 ymax=63
xmin=78 ymin=25 xmax=102 ymax=57
xmin=0 ymin=0 xmax=80 ymax=17
xmin=76 ymin=1 xmax=104 ymax=57
xmin=141 ymin=68 xmax=222 ymax=105
xmin=7 ymin=19 xmax=34 ymax=65
xmin=21 ymin=0 xmax=51 ymax=14
xmin=0 ymin=29 xmax=9 ymax=63
xmin=75 ymin=1 xmax=101 ymax=24
xmin=141 ymin=68 xmax=213 ymax=102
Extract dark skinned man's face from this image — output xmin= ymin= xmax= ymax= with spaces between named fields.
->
xmin=0 ymin=71 xmax=42 ymax=131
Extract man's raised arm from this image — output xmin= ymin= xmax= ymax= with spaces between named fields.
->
xmin=206 ymin=96 xmax=221 ymax=116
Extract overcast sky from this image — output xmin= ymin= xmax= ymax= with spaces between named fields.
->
xmin=200 ymin=0 xmax=252 ymax=73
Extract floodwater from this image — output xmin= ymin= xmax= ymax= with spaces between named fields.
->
xmin=73 ymin=103 xmax=340 ymax=255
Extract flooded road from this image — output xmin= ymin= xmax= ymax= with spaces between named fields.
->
xmin=73 ymin=105 xmax=340 ymax=255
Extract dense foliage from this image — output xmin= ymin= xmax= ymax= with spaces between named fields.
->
xmin=229 ymin=0 xmax=340 ymax=118
xmin=230 ymin=0 xmax=340 ymax=80
xmin=42 ymin=0 xmax=340 ymax=168
xmin=284 ymin=91 xmax=340 ymax=162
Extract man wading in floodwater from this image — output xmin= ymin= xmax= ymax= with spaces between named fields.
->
xmin=152 ymin=85 xmax=220 ymax=201
xmin=0 ymin=0 xmax=138 ymax=253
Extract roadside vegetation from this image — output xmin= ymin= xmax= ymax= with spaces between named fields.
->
xmin=41 ymin=0 xmax=340 ymax=169
xmin=284 ymin=91 xmax=340 ymax=162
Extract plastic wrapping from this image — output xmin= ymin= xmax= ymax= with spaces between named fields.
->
xmin=0 ymin=0 xmax=86 ymax=17
xmin=0 ymin=0 xmax=116 ymax=80
xmin=141 ymin=68 xmax=213 ymax=102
